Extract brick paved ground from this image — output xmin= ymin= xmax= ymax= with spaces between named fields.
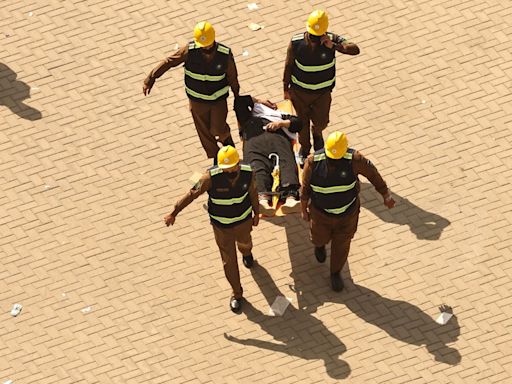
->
xmin=1 ymin=0 xmax=511 ymax=383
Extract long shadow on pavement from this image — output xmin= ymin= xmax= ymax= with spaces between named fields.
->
xmin=225 ymin=261 xmax=351 ymax=380
xmin=360 ymin=182 xmax=450 ymax=240
xmin=0 ymin=63 xmax=42 ymax=120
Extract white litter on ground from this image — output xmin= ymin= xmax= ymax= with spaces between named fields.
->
xmin=436 ymin=311 xmax=453 ymax=325
xmin=247 ymin=3 xmax=258 ymax=10
xmin=81 ymin=306 xmax=92 ymax=313
xmin=268 ymin=296 xmax=292 ymax=316
xmin=10 ymin=304 xmax=22 ymax=317
xmin=4 ymin=379 xmax=13 ymax=384
xmin=248 ymin=23 xmax=263 ymax=31
xmin=242 ymin=49 xmax=249 ymax=56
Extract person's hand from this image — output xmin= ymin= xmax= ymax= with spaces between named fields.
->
xmin=252 ymin=214 xmax=259 ymax=227
xmin=164 ymin=214 xmax=175 ymax=226
xmin=321 ymin=34 xmax=334 ymax=49
xmin=143 ymin=82 xmax=153 ymax=96
xmin=284 ymin=90 xmax=291 ymax=100
xmin=383 ymin=192 xmax=396 ymax=209
xmin=264 ymin=121 xmax=282 ymax=132
xmin=261 ymin=99 xmax=277 ymax=110
xmin=301 ymin=209 xmax=310 ymax=222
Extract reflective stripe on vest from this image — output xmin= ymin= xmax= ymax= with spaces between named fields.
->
xmin=311 ymin=181 xmax=356 ymax=194
xmin=240 ymin=164 xmax=252 ymax=171
xmin=291 ymin=75 xmax=335 ymax=91
xmin=209 ymin=206 xmax=252 ymax=225
xmin=184 ymin=69 xmax=226 ymax=82
xmin=210 ymin=191 xmax=249 ymax=205
xmin=324 ymin=197 xmax=357 ymax=215
xmin=294 ymin=58 xmax=335 ymax=72
xmin=185 ymin=85 xmax=229 ymax=101
xmin=314 ymin=152 xmax=353 ymax=162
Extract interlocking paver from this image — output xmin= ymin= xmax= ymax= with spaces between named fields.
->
xmin=1 ymin=0 xmax=512 ymax=382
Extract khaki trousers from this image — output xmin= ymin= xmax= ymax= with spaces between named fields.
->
xmin=309 ymin=201 xmax=359 ymax=274
xmin=290 ymin=89 xmax=332 ymax=155
xmin=212 ymin=218 xmax=253 ymax=299
xmin=189 ymin=98 xmax=232 ymax=158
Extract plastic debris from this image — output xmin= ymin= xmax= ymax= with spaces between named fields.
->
xmin=248 ymin=23 xmax=263 ymax=31
xmin=242 ymin=49 xmax=249 ymax=56
xmin=247 ymin=3 xmax=258 ymax=10
xmin=81 ymin=306 xmax=92 ymax=313
xmin=10 ymin=303 xmax=22 ymax=317
xmin=436 ymin=312 xmax=453 ymax=325
xmin=4 ymin=380 xmax=13 ymax=384
xmin=268 ymin=296 xmax=292 ymax=316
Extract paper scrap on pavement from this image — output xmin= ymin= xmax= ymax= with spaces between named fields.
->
xmin=436 ymin=312 xmax=453 ymax=325
xmin=269 ymin=296 xmax=292 ymax=316
xmin=10 ymin=303 xmax=22 ymax=317
xmin=4 ymin=380 xmax=13 ymax=384
xmin=81 ymin=306 xmax=92 ymax=314
xmin=248 ymin=23 xmax=263 ymax=31
xmin=247 ymin=3 xmax=258 ymax=10
xmin=242 ymin=49 xmax=249 ymax=56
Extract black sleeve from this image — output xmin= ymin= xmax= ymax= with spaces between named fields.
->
xmin=280 ymin=114 xmax=303 ymax=133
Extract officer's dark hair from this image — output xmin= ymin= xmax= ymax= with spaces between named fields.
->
xmin=234 ymin=95 xmax=254 ymax=123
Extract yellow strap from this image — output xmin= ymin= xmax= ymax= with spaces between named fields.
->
xmin=185 ymin=69 xmax=226 ymax=82
xmin=291 ymin=75 xmax=335 ymax=90
xmin=294 ymin=58 xmax=335 ymax=72
xmin=210 ymin=192 xmax=249 ymax=205
xmin=311 ymin=181 xmax=356 ymax=194
xmin=324 ymin=197 xmax=356 ymax=214
xmin=185 ymin=85 xmax=229 ymax=100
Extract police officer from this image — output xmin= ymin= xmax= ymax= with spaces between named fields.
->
xmin=300 ymin=132 xmax=396 ymax=291
xmin=283 ymin=10 xmax=360 ymax=166
xmin=164 ymin=146 xmax=259 ymax=313
xmin=144 ymin=22 xmax=239 ymax=160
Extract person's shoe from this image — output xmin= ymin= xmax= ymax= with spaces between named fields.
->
xmin=259 ymin=199 xmax=276 ymax=216
xmin=230 ymin=296 xmax=243 ymax=313
xmin=330 ymin=273 xmax=344 ymax=292
xmin=314 ymin=246 xmax=326 ymax=263
xmin=242 ymin=254 xmax=254 ymax=269
xmin=280 ymin=195 xmax=301 ymax=214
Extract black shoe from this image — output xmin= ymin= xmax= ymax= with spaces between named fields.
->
xmin=314 ymin=246 xmax=326 ymax=263
xmin=230 ymin=296 xmax=243 ymax=313
xmin=331 ymin=273 xmax=344 ymax=292
xmin=242 ymin=254 xmax=254 ymax=269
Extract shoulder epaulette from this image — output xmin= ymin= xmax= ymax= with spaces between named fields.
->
xmin=188 ymin=41 xmax=198 ymax=50
xmin=217 ymin=43 xmax=230 ymax=55
xmin=291 ymin=33 xmax=304 ymax=42
xmin=210 ymin=167 xmax=223 ymax=176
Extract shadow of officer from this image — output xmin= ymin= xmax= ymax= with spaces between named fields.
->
xmin=359 ymin=182 xmax=450 ymax=240
xmin=303 ymin=262 xmax=462 ymax=366
xmin=0 ymin=63 xmax=42 ymax=120
xmin=224 ymin=261 xmax=351 ymax=380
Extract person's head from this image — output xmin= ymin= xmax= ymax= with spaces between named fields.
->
xmin=234 ymin=95 xmax=254 ymax=124
xmin=217 ymin=146 xmax=240 ymax=177
xmin=325 ymin=131 xmax=348 ymax=160
xmin=194 ymin=21 xmax=215 ymax=49
xmin=307 ymin=9 xmax=328 ymax=38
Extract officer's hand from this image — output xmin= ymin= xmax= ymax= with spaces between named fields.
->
xmin=301 ymin=209 xmax=310 ymax=222
xmin=284 ymin=90 xmax=291 ymax=100
xmin=321 ymin=35 xmax=334 ymax=49
xmin=143 ymin=83 xmax=153 ymax=96
xmin=264 ymin=122 xmax=281 ymax=132
xmin=164 ymin=214 xmax=175 ymax=226
xmin=252 ymin=214 xmax=259 ymax=227
xmin=384 ymin=194 xmax=396 ymax=209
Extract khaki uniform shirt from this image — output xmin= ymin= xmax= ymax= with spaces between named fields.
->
xmin=301 ymin=150 xmax=389 ymax=203
xmin=144 ymin=43 xmax=240 ymax=96
xmin=171 ymin=170 xmax=259 ymax=218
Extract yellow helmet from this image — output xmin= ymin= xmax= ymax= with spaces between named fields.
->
xmin=194 ymin=21 xmax=215 ymax=47
xmin=325 ymin=131 xmax=348 ymax=159
xmin=307 ymin=10 xmax=329 ymax=36
xmin=217 ymin=145 xmax=240 ymax=169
